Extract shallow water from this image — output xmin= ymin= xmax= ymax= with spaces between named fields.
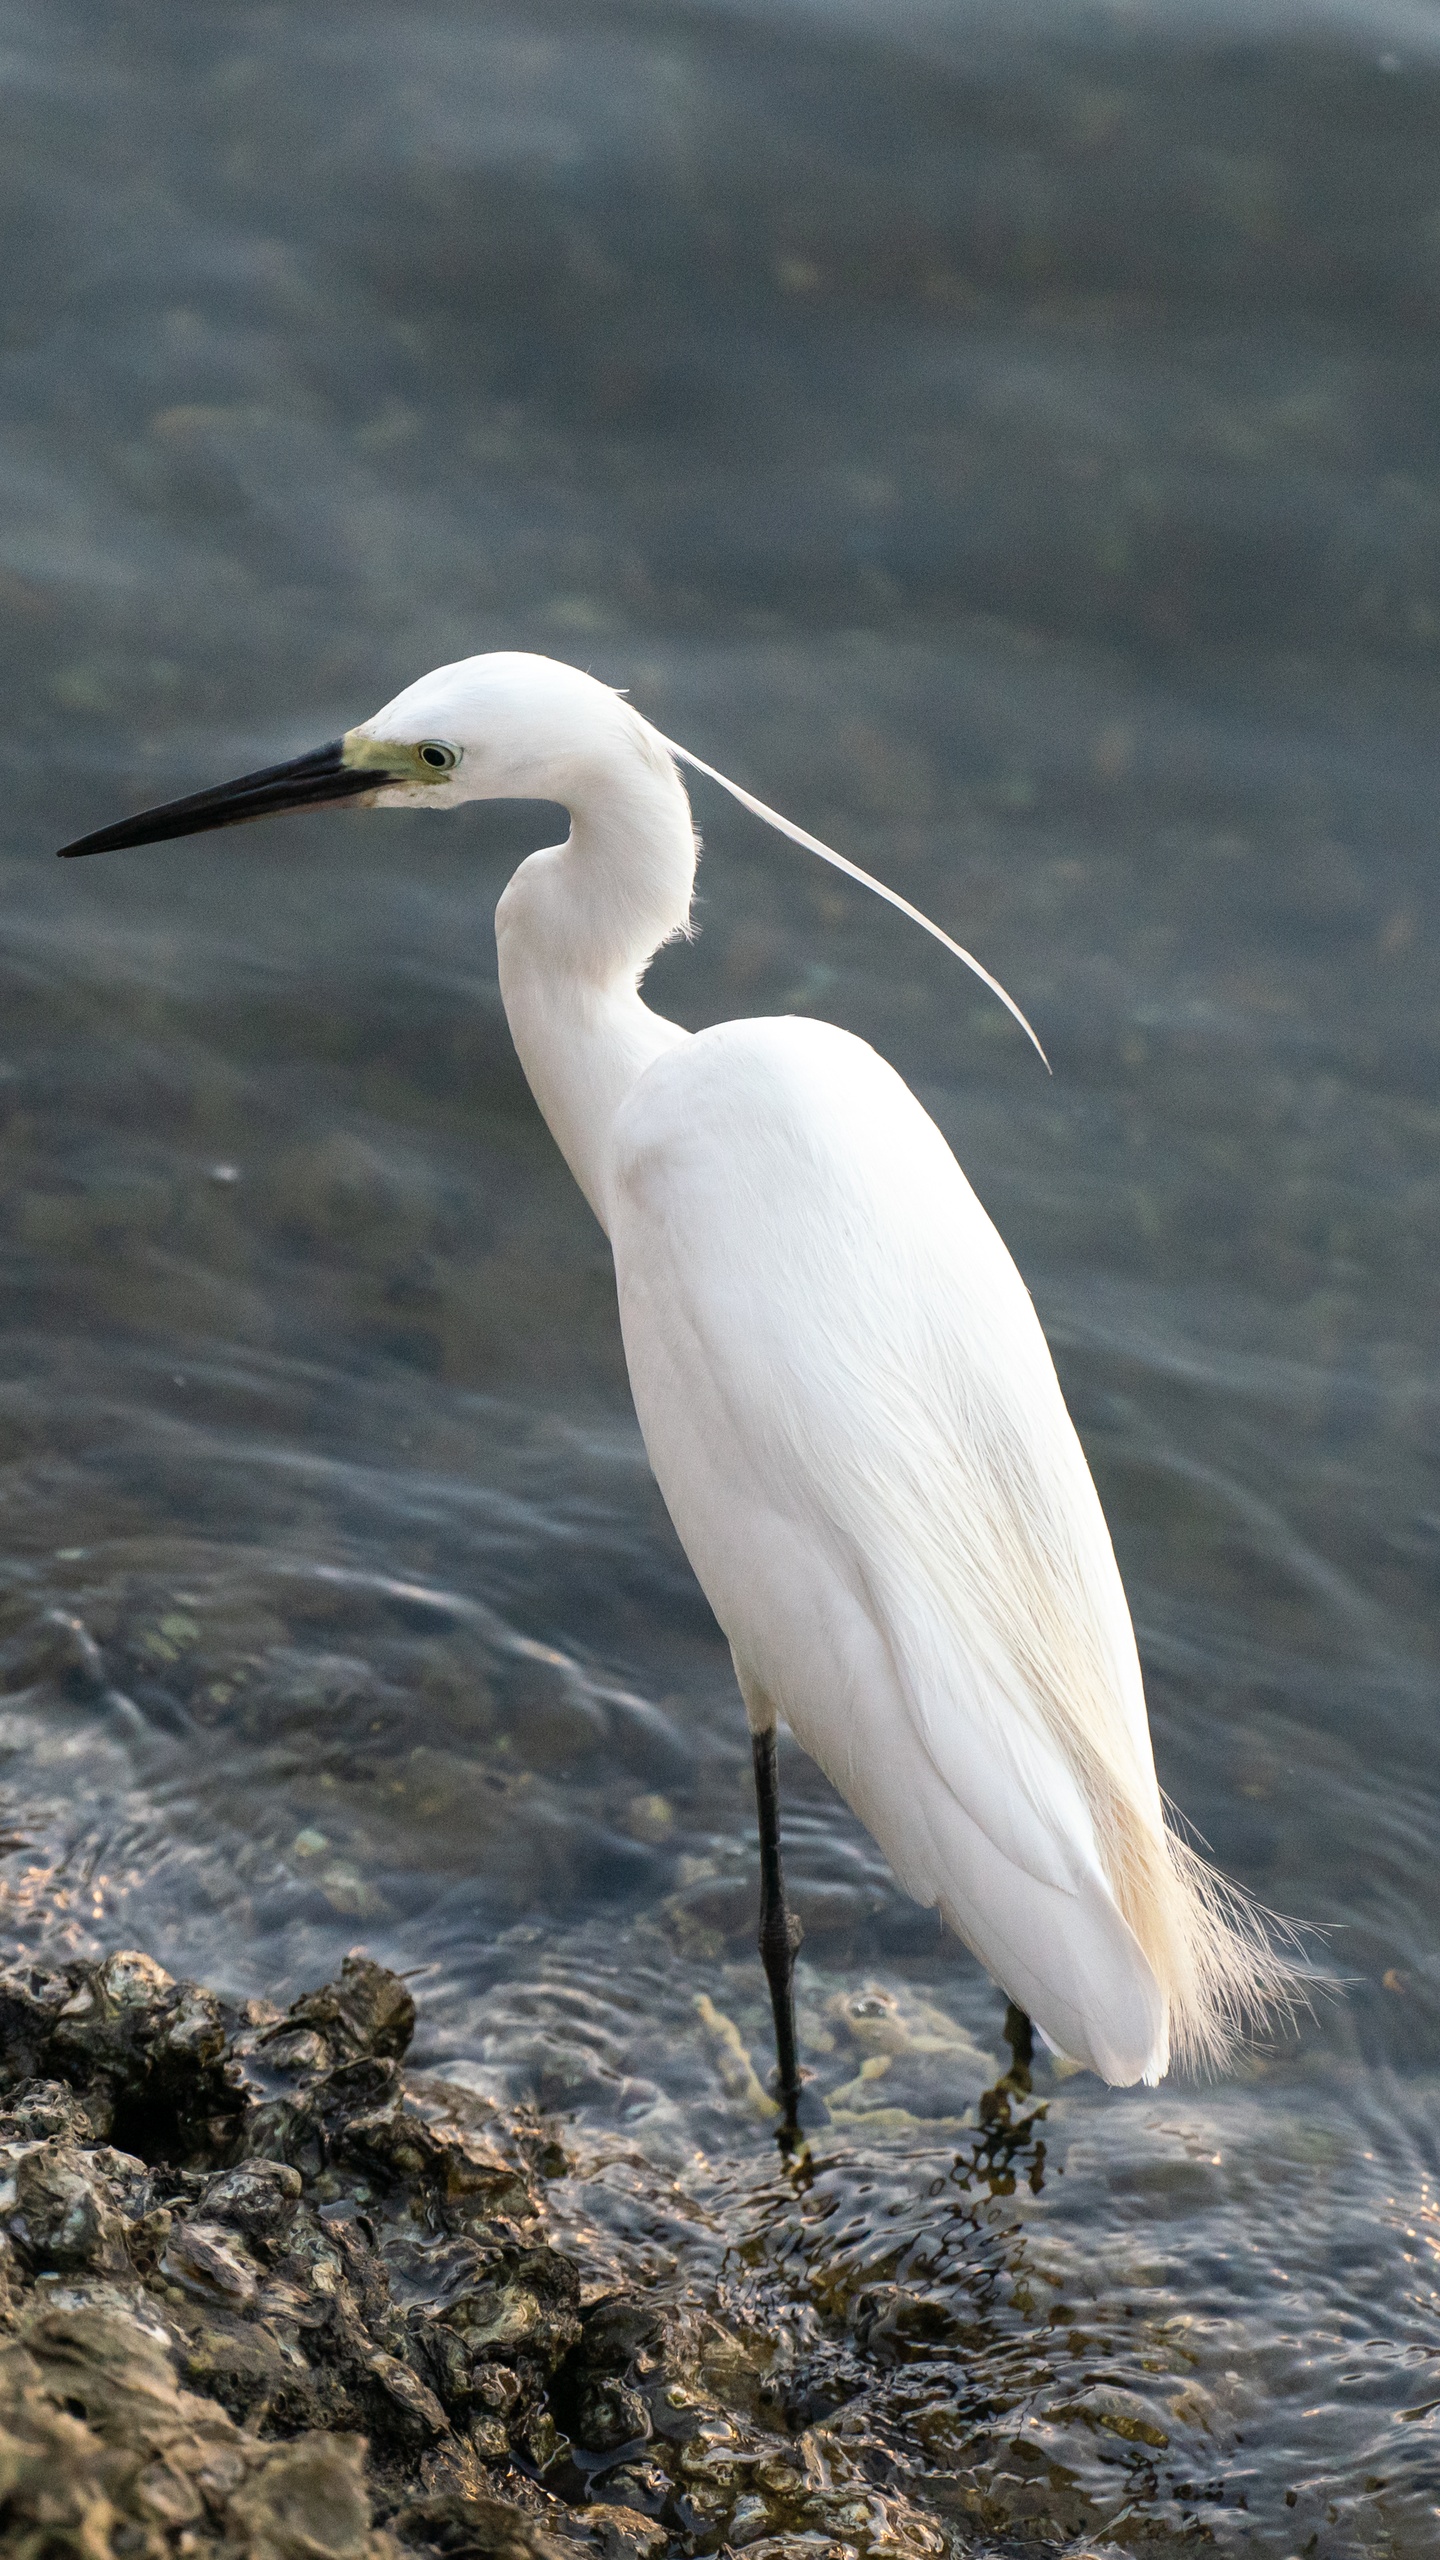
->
xmin=0 ymin=0 xmax=1438 ymax=2546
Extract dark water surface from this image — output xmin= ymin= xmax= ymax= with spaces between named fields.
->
xmin=1 ymin=1 xmax=1439 ymax=2546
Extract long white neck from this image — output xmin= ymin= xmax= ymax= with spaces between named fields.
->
xmin=494 ymin=732 xmax=697 ymax=1231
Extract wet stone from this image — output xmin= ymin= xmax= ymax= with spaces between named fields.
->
xmin=395 ymin=2489 xmax=567 ymax=2558
xmin=570 ymin=2375 xmax=652 ymax=2454
xmin=287 ymin=1953 xmax=418 ymax=2065
xmin=0 ymin=2078 xmax=99 ymax=2143
xmin=0 ymin=1942 xmax=1087 ymax=2555
xmin=200 ymin=2157 xmax=304 ymax=2235
xmin=5 ymin=2138 xmax=132 ymax=2272
xmin=159 ymin=2217 xmax=262 ymax=2310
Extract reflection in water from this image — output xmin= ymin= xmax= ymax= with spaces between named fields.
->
xmin=0 ymin=0 xmax=1437 ymax=2548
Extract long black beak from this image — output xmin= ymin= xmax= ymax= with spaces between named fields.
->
xmin=56 ymin=739 xmax=407 ymax=858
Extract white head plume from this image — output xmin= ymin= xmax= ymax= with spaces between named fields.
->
xmin=649 ymin=725 xmax=1050 ymax=1072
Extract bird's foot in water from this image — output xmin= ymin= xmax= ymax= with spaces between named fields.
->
xmin=768 ymin=2060 xmax=822 ymax=2157
xmin=1001 ymin=1998 xmax=1035 ymax=2095
xmin=975 ymin=2005 xmax=1048 ymax=2191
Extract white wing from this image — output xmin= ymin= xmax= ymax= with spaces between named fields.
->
xmin=609 ymin=1016 xmax=1272 ymax=2086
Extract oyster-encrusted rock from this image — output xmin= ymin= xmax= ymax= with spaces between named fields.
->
xmin=0 ymin=1944 xmax=987 ymax=2559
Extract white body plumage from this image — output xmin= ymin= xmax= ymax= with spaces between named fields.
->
xmin=475 ymin=654 xmax=1290 ymax=2086
xmin=61 ymin=648 xmax=1297 ymax=2086
xmin=608 ymin=1015 xmax=1169 ymax=2082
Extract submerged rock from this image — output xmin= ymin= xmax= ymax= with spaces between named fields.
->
xmin=0 ymin=1947 xmax=957 ymax=2559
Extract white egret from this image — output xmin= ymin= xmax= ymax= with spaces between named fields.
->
xmin=59 ymin=650 xmax=1299 ymax=2135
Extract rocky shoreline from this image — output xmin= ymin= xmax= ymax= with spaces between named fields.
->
xmin=0 ymin=1943 xmax=1029 ymax=2560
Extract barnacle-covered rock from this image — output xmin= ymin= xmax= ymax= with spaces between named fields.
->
xmin=0 ymin=1943 xmax=1009 ymax=2558
xmin=286 ymin=1953 xmax=418 ymax=2064
xmin=395 ymin=2488 xmax=567 ymax=2558
xmin=0 ymin=2302 xmax=347 ymax=2559
xmin=159 ymin=2217 xmax=262 ymax=2311
xmin=571 ymin=2375 xmax=651 ymax=2455
xmin=199 ymin=2157 xmax=304 ymax=2237
xmin=0 ymin=2078 xmax=99 ymax=2143
xmin=227 ymin=2432 xmax=392 ymax=2559
xmin=4 ymin=2138 xmax=132 ymax=2273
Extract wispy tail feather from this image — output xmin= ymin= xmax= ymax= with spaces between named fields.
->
xmin=1099 ymin=1782 xmax=1312 ymax=2079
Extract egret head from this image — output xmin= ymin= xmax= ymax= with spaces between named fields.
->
xmin=55 ymin=653 xmax=652 ymax=859
xmin=345 ymin=653 xmax=661 ymax=811
xmin=56 ymin=648 xmax=1048 ymax=1063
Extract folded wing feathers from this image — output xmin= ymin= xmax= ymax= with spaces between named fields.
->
xmin=809 ymin=1279 xmax=1304 ymax=2074
xmin=751 ymin=1118 xmax=1305 ymax=2079
xmin=615 ymin=1021 xmax=1307 ymax=2081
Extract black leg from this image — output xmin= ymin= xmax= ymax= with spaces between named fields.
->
xmin=1003 ymin=2000 xmax=1034 ymax=2092
xmin=753 ymin=1725 xmax=803 ymax=2142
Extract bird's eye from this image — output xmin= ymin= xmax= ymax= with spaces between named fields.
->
xmin=418 ymin=740 xmax=460 ymax=771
